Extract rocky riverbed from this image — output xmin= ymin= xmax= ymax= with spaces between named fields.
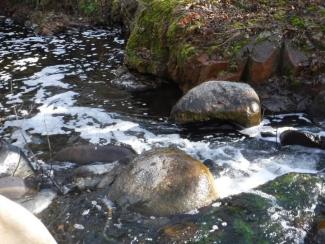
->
xmin=0 ymin=2 xmax=325 ymax=243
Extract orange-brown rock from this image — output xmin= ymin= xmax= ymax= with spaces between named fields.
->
xmin=283 ymin=42 xmax=309 ymax=76
xmin=248 ymin=40 xmax=281 ymax=84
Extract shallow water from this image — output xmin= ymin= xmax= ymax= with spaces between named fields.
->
xmin=1 ymin=16 xmax=325 ymax=242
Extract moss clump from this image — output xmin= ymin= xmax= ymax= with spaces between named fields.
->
xmin=233 ymin=219 xmax=254 ymax=242
xmin=126 ymin=0 xmax=185 ymax=75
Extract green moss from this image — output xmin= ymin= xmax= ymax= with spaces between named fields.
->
xmin=260 ymin=173 xmax=321 ymax=210
xmin=233 ymin=219 xmax=254 ymax=242
xmin=78 ymin=0 xmax=99 ymax=16
xmin=177 ymin=44 xmax=196 ymax=64
xmin=290 ymin=16 xmax=305 ymax=29
xmin=126 ymin=0 xmax=186 ymax=75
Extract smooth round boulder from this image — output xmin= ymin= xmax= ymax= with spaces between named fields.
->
xmin=53 ymin=144 xmax=136 ymax=165
xmin=170 ymin=80 xmax=261 ymax=128
xmin=0 ymin=140 xmax=35 ymax=179
xmin=107 ymin=148 xmax=218 ymax=216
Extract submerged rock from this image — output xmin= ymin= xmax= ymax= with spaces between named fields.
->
xmin=72 ymin=162 xmax=119 ymax=190
xmin=0 ymin=176 xmax=31 ymax=199
xmin=19 ymin=189 xmax=57 ymax=215
xmin=107 ymin=147 xmax=218 ymax=216
xmin=280 ymin=130 xmax=325 ymax=149
xmin=0 ymin=140 xmax=35 ymax=179
xmin=53 ymin=144 xmax=136 ymax=165
xmin=0 ymin=195 xmax=57 ymax=244
xmin=170 ymin=81 xmax=261 ymax=128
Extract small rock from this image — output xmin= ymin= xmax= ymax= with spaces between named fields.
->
xmin=280 ymin=130 xmax=325 ymax=149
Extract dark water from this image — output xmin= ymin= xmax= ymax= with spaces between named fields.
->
xmin=1 ymin=16 xmax=325 ymax=242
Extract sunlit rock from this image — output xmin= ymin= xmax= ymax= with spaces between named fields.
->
xmin=107 ymin=147 xmax=218 ymax=216
xmin=170 ymin=80 xmax=261 ymax=128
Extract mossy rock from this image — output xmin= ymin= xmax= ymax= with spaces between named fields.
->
xmin=157 ymin=173 xmax=325 ymax=243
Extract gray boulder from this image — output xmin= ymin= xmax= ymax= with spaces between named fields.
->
xmin=170 ymin=80 xmax=261 ymax=128
xmin=106 ymin=147 xmax=218 ymax=216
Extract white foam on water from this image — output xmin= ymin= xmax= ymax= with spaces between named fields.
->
xmin=1 ymin=26 xmax=324 ymax=229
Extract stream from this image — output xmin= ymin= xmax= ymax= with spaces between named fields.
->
xmin=1 ymin=16 xmax=325 ymax=243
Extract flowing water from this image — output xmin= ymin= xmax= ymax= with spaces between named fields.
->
xmin=1 ymin=16 xmax=325 ymax=242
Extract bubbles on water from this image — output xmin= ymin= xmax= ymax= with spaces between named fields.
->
xmin=0 ymin=20 xmax=324 ymax=206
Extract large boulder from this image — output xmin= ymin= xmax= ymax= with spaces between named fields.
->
xmin=106 ymin=147 xmax=218 ymax=216
xmin=170 ymin=80 xmax=261 ymax=128
xmin=0 ymin=140 xmax=35 ymax=179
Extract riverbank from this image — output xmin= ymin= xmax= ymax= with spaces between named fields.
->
xmin=1 ymin=9 xmax=325 ymax=244
xmin=1 ymin=0 xmax=324 ymax=119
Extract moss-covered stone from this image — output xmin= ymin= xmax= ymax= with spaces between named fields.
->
xmin=157 ymin=173 xmax=324 ymax=243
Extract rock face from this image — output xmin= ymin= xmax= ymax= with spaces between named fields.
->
xmin=121 ymin=1 xmax=324 ymax=92
xmin=170 ymin=80 xmax=261 ymax=128
xmin=107 ymin=147 xmax=218 ymax=216
xmin=309 ymin=90 xmax=325 ymax=120
xmin=53 ymin=144 xmax=136 ymax=165
xmin=0 ymin=140 xmax=35 ymax=179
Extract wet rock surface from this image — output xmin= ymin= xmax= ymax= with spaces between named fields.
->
xmin=157 ymin=173 xmax=325 ymax=243
xmin=0 ymin=6 xmax=325 ymax=244
xmin=39 ymin=172 xmax=325 ymax=243
xmin=53 ymin=144 xmax=136 ymax=165
xmin=171 ymin=80 xmax=261 ymax=128
xmin=280 ymin=130 xmax=325 ymax=149
xmin=107 ymin=147 xmax=218 ymax=216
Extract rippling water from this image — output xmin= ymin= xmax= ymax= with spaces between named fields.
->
xmin=1 ymin=15 xmax=324 ymax=202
